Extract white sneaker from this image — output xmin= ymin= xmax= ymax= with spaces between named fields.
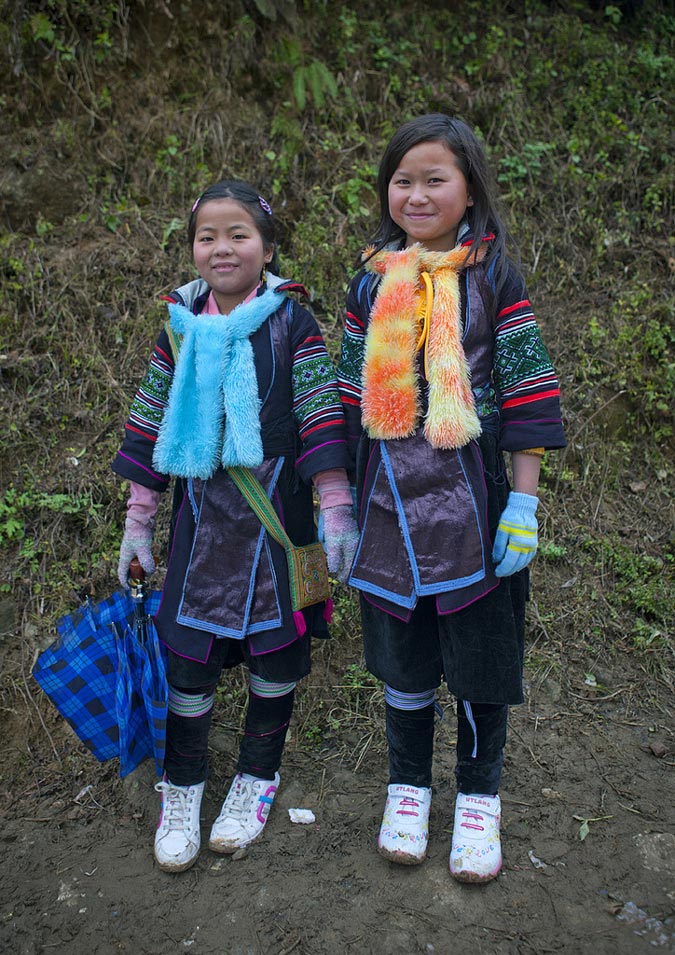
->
xmin=449 ymin=792 xmax=502 ymax=883
xmin=153 ymin=778 xmax=204 ymax=873
xmin=208 ymin=772 xmax=280 ymax=854
xmin=377 ymin=783 xmax=431 ymax=865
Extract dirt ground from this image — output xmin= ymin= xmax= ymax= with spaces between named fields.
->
xmin=1 ymin=623 xmax=673 ymax=955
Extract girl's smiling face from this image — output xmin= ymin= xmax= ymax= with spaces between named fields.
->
xmin=387 ymin=140 xmax=473 ymax=252
xmin=192 ymin=198 xmax=274 ymax=314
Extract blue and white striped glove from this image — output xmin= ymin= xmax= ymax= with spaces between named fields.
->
xmin=492 ymin=492 xmax=539 ymax=577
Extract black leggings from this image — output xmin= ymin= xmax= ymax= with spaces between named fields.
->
xmin=164 ymin=685 xmax=294 ymax=787
xmin=386 ymin=700 xmax=508 ymax=794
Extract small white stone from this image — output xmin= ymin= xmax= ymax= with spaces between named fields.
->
xmin=288 ymin=807 xmax=316 ymax=824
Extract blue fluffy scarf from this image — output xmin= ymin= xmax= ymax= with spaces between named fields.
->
xmin=153 ymin=289 xmax=286 ymax=478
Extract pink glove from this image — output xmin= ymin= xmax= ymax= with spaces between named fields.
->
xmin=321 ymin=504 xmax=360 ymax=584
xmin=117 ymin=517 xmax=155 ymax=588
xmin=117 ymin=483 xmax=160 ymax=588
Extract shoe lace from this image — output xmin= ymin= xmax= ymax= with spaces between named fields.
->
xmin=223 ymin=777 xmax=254 ymax=820
xmin=460 ymin=809 xmax=486 ymax=832
xmin=396 ymin=796 xmax=421 ymax=818
xmin=156 ymin=781 xmax=196 ymax=831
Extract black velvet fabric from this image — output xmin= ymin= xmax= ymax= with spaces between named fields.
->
xmin=237 ymin=689 xmax=295 ymax=780
xmin=385 ymin=699 xmax=508 ymax=794
xmin=359 ymin=426 xmax=528 ymax=705
xmin=163 ymin=676 xmax=295 ymax=785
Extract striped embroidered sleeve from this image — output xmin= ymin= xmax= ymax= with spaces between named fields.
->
xmin=111 ymin=329 xmax=173 ymax=491
xmin=290 ymin=305 xmax=348 ymax=480
xmin=493 ymin=273 xmax=566 ymax=452
xmin=337 ymin=273 xmax=369 ymax=465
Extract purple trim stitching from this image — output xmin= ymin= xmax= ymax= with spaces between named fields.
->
xmin=295 ymin=438 xmax=346 ymax=466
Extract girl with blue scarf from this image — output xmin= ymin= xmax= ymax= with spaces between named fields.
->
xmin=113 ymin=180 xmax=359 ymax=872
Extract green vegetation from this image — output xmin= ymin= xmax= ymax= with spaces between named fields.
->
xmin=0 ymin=0 xmax=673 ymax=705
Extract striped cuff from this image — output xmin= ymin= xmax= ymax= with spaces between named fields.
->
xmin=384 ymin=684 xmax=437 ymax=711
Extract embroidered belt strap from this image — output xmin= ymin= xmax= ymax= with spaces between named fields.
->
xmin=227 ymin=466 xmax=330 ymax=616
xmin=165 ymin=321 xmax=182 ymax=360
xmin=227 ymin=465 xmax=296 ymax=551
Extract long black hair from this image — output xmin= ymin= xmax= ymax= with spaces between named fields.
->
xmin=366 ymin=114 xmax=514 ymax=294
xmin=187 ymin=179 xmax=279 ymax=273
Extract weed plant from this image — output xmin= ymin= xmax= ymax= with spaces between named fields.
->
xmin=0 ymin=0 xmax=673 ymax=778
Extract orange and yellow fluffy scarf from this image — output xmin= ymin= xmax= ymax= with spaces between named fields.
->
xmin=361 ymin=242 xmax=487 ymax=449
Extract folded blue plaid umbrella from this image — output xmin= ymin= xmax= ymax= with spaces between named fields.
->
xmin=33 ymin=580 xmax=167 ymax=778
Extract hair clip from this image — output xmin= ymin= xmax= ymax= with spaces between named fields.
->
xmin=191 ymin=196 xmax=201 ymax=213
xmin=258 ymin=195 xmax=273 ymax=215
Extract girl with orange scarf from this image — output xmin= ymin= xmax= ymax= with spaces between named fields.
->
xmin=337 ymin=115 xmax=565 ymax=883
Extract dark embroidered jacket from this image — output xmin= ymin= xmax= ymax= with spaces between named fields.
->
xmin=113 ymin=278 xmax=348 ymax=661
xmin=336 ymin=243 xmax=566 ymax=618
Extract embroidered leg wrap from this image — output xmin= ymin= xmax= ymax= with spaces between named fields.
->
xmin=237 ymin=677 xmax=296 ymax=780
xmin=384 ymin=685 xmax=437 ymax=788
xmin=455 ymin=700 xmax=508 ymax=795
xmin=164 ymin=684 xmax=216 ymax=786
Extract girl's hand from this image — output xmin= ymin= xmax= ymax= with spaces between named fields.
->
xmin=492 ymin=491 xmax=539 ymax=577
xmin=320 ymin=504 xmax=360 ymax=584
xmin=118 ymin=518 xmax=155 ymax=588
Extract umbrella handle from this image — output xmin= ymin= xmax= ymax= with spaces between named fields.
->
xmin=129 ymin=558 xmax=145 ymax=582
